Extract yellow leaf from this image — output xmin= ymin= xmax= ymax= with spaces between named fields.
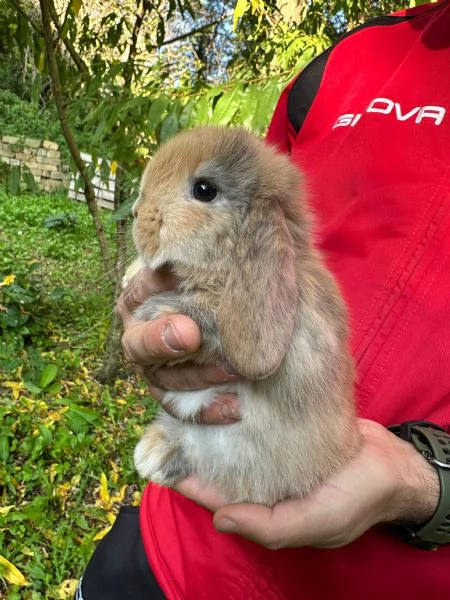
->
xmin=21 ymin=546 xmax=34 ymax=557
xmin=43 ymin=407 xmax=68 ymax=426
xmin=3 ymin=381 xmax=24 ymax=401
xmin=97 ymin=472 xmax=110 ymax=508
xmin=0 ymin=274 xmax=15 ymax=287
xmin=110 ymin=161 xmax=118 ymax=175
xmin=49 ymin=463 xmax=59 ymax=483
xmin=0 ymin=505 xmax=14 ymax=515
xmin=0 ymin=555 xmax=30 ymax=586
xmin=233 ymin=0 xmax=248 ymax=30
xmin=93 ymin=525 xmax=112 ymax=542
xmin=56 ymin=578 xmax=79 ymax=599
xmin=70 ymin=0 xmax=82 ymax=16
xmin=106 ymin=512 xmax=116 ymax=525
xmin=110 ymin=484 xmax=127 ymax=504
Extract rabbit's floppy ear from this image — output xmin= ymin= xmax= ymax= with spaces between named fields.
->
xmin=218 ymin=199 xmax=298 ymax=379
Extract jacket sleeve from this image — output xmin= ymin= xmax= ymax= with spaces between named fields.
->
xmin=265 ymin=80 xmax=297 ymax=154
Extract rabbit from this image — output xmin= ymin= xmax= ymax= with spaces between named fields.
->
xmin=128 ymin=126 xmax=360 ymax=506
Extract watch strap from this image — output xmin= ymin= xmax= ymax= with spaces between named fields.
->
xmin=387 ymin=421 xmax=450 ymax=550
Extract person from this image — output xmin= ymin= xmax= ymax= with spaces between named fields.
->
xmin=76 ymin=1 xmax=450 ymax=598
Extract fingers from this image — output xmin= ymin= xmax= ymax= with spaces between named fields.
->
xmin=148 ymin=363 xmax=240 ymax=391
xmin=174 ymin=476 xmax=229 ymax=512
xmin=213 ymin=501 xmax=309 ymax=550
xmin=164 ymin=393 xmax=240 ymax=425
xmin=122 ymin=316 xmax=202 ymax=364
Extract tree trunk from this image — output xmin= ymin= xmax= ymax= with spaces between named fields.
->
xmin=38 ymin=0 xmax=114 ymax=279
xmin=97 ymin=167 xmax=130 ymax=382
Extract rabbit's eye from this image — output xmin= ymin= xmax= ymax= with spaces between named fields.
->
xmin=192 ymin=181 xmax=217 ymax=202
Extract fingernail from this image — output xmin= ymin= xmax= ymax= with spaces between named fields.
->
xmin=216 ymin=394 xmax=240 ymax=421
xmin=162 ymin=322 xmax=186 ymax=353
xmin=217 ymin=518 xmax=238 ymax=533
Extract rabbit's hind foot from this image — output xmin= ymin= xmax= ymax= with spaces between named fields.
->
xmin=134 ymin=422 xmax=190 ymax=486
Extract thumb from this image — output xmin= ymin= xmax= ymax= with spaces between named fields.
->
xmin=213 ymin=503 xmax=288 ymax=549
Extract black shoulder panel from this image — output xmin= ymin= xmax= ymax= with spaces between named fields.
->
xmin=287 ymin=15 xmax=416 ymax=134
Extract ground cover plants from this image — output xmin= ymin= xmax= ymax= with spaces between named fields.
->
xmin=0 ymin=189 xmax=158 ymax=598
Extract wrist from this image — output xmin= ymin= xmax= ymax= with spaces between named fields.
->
xmin=390 ymin=432 xmax=440 ymax=524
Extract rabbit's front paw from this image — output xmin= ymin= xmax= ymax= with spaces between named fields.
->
xmin=134 ymin=423 xmax=190 ymax=486
xmin=135 ymin=292 xmax=184 ymax=322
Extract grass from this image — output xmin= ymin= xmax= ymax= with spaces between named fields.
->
xmin=0 ymin=189 xmax=158 ymax=599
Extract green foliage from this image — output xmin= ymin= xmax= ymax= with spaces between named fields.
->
xmin=0 ymin=190 xmax=157 ymax=598
xmin=0 ymin=90 xmax=63 ymax=146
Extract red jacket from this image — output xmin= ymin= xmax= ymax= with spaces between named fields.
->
xmin=141 ymin=2 xmax=450 ymax=597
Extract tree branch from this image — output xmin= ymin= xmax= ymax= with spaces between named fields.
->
xmin=122 ymin=0 xmax=151 ymax=88
xmin=47 ymin=0 xmax=90 ymax=75
xmin=11 ymin=0 xmax=42 ymax=34
xmin=157 ymin=14 xmax=232 ymax=50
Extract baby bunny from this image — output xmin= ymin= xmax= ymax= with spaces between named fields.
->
xmin=130 ymin=126 xmax=360 ymax=506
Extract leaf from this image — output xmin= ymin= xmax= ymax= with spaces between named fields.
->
xmin=0 ymin=505 xmax=14 ymax=516
xmin=0 ymin=555 xmax=30 ymax=587
xmin=56 ymin=578 xmax=79 ymax=599
xmin=0 ymin=274 xmax=15 ymax=287
xmin=159 ymin=112 xmax=179 ymax=142
xmin=7 ymin=166 xmax=20 ymax=195
xmin=111 ymin=198 xmax=133 ymax=222
xmin=37 ymin=51 xmax=46 ymax=73
xmin=0 ymin=436 xmax=10 ymax=461
xmin=99 ymin=471 xmax=110 ymax=505
xmin=23 ymin=380 xmax=43 ymax=395
xmin=65 ymin=405 xmax=99 ymax=434
xmin=22 ymin=168 xmax=38 ymax=193
xmin=39 ymin=364 xmax=58 ymax=389
xmin=148 ymin=97 xmax=168 ymax=129
xmin=93 ymin=525 xmax=112 ymax=541
xmin=210 ymin=88 xmax=242 ymax=126
xmin=70 ymin=0 xmax=82 ymax=17
xmin=233 ymin=0 xmax=248 ymax=30
xmin=156 ymin=17 xmax=165 ymax=46
xmin=3 ymin=381 xmax=25 ymax=400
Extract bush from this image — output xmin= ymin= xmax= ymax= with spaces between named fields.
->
xmin=0 ymin=90 xmax=64 ymax=148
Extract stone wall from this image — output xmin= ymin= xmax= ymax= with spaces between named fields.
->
xmin=0 ymin=136 xmax=116 ymax=209
xmin=0 ymin=135 xmax=71 ymax=193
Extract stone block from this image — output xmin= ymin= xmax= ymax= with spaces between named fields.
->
xmin=46 ymin=149 xmax=60 ymax=161
xmin=42 ymin=140 xmax=59 ymax=151
xmin=15 ymin=153 xmax=30 ymax=162
xmin=24 ymin=138 xmax=42 ymax=149
xmin=50 ymin=171 xmax=65 ymax=180
xmin=2 ymin=135 xmax=20 ymax=145
xmin=4 ymin=158 xmax=20 ymax=166
xmin=0 ymin=146 xmax=15 ymax=158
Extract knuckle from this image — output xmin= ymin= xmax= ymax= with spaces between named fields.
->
xmin=121 ymin=332 xmax=134 ymax=361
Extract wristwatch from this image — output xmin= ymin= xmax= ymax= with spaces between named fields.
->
xmin=387 ymin=420 xmax=450 ymax=550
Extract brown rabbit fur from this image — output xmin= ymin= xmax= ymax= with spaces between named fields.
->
xmin=130 ymin=126 xmax=360 ymax=506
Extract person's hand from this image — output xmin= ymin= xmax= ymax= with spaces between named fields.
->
xmin=117 ymin=266 xmax=241 ymax=424
xmin=176 ymin=419 xmax=440 ymax=549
